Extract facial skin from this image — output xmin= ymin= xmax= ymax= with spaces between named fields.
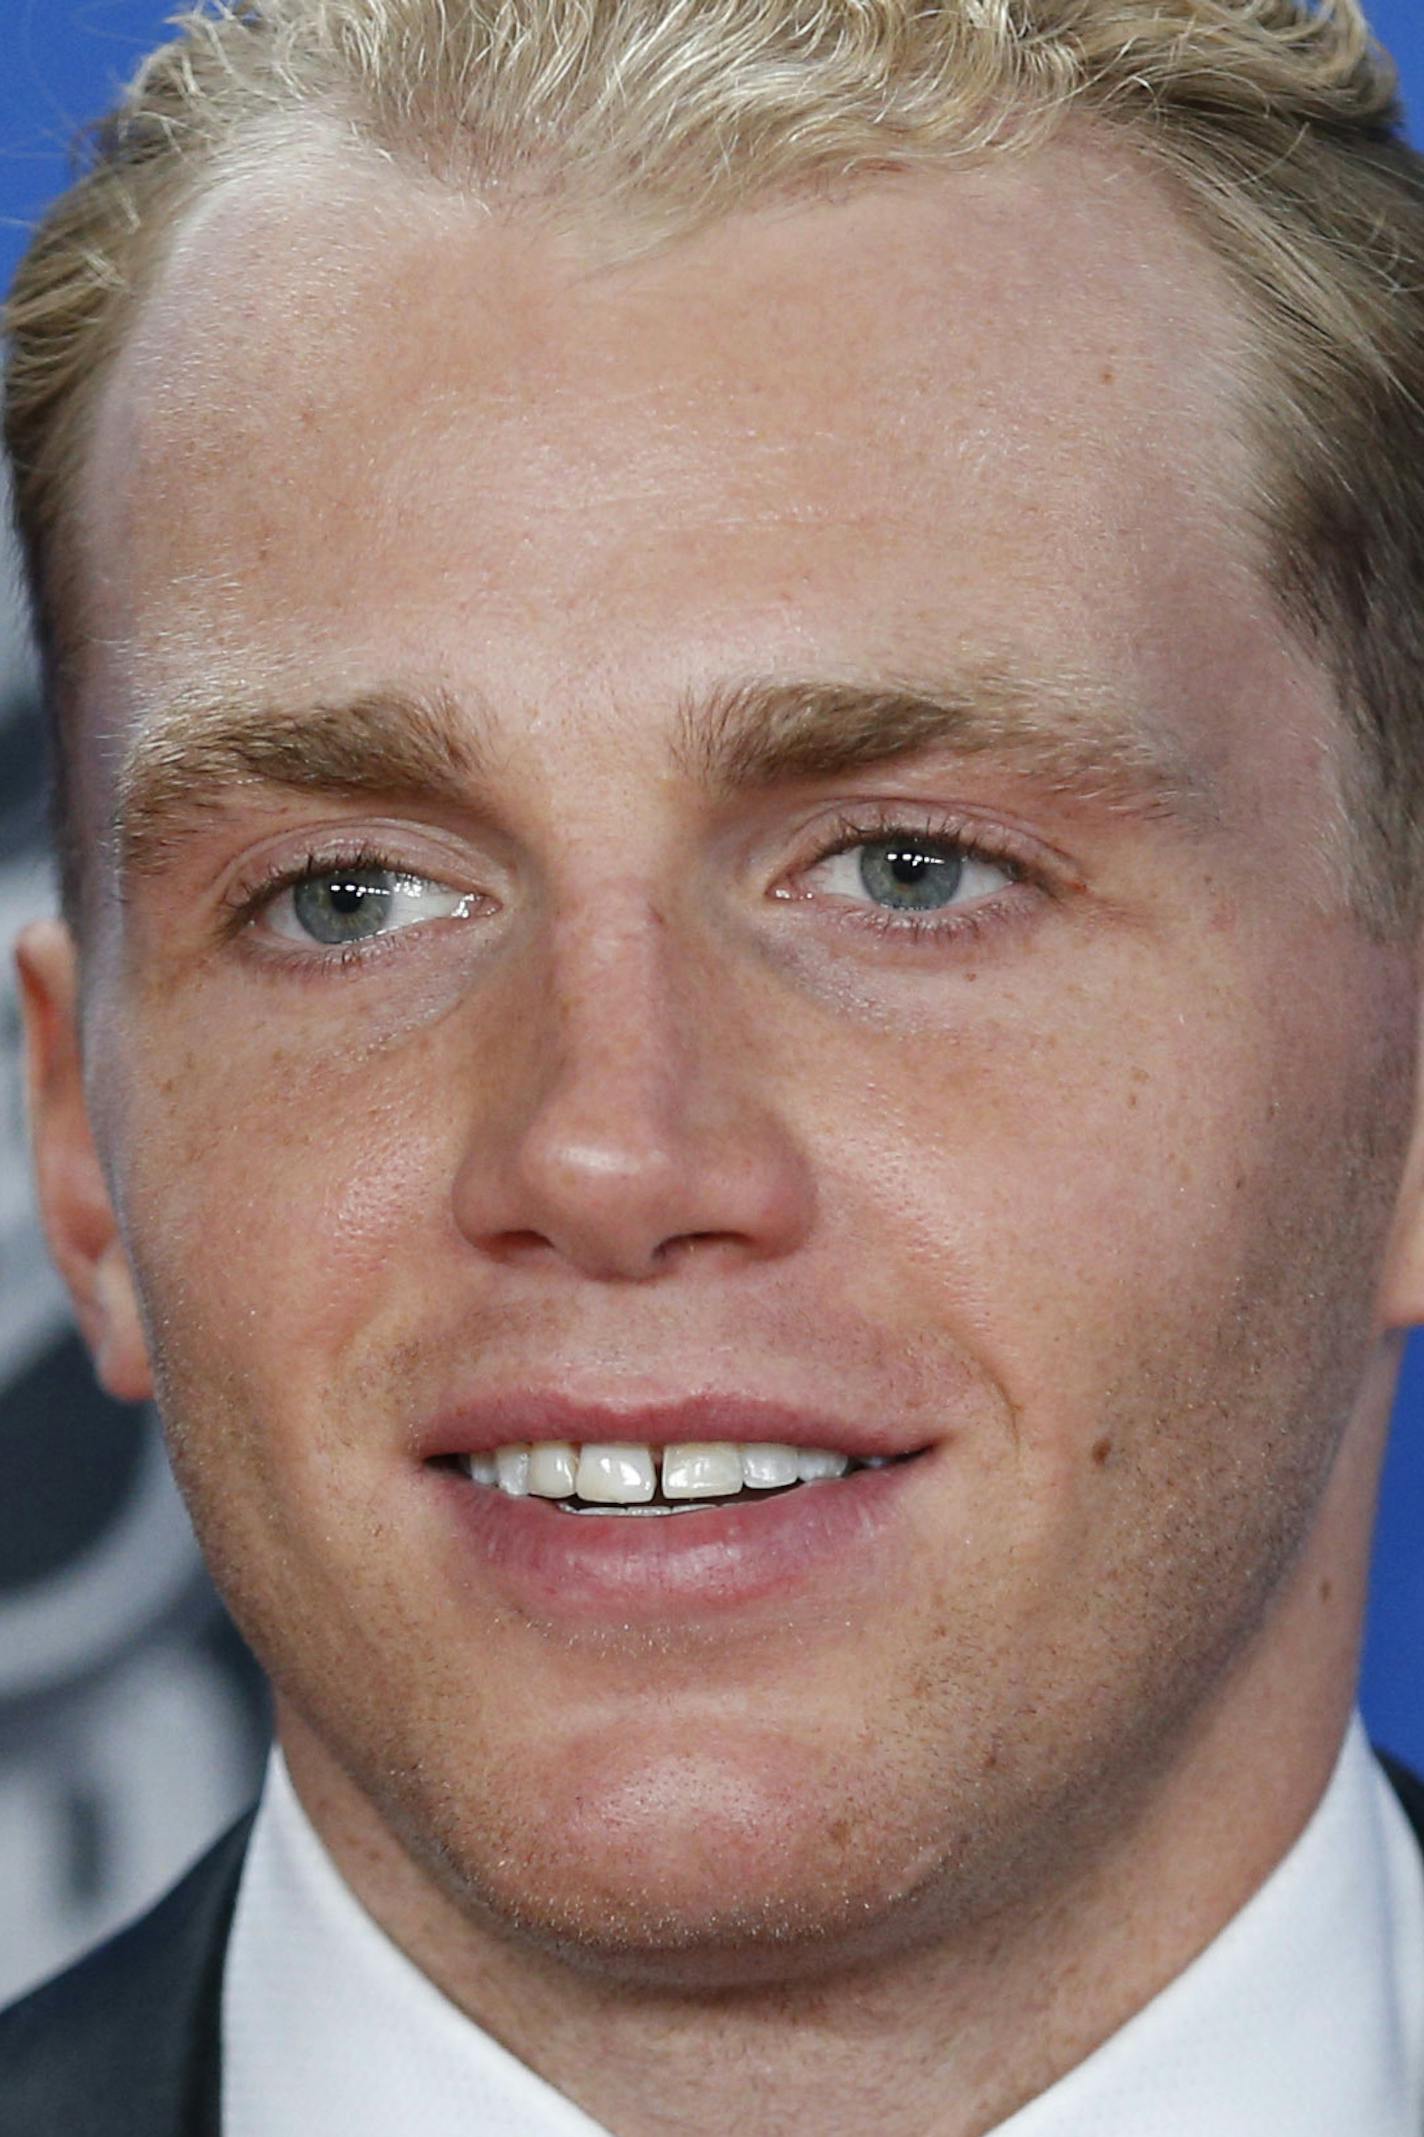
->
xmin=18 ymin=128 xmax=1424 ymax=2134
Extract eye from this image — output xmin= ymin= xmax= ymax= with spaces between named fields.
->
xmin=261 ymin=861 xmax=476 ymax=947
xmin=806 ymin=833 xmax=1015 ymax=918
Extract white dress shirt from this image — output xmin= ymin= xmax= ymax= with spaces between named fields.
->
xmin=222 ymin=1715 xmax=1424 ymax=2135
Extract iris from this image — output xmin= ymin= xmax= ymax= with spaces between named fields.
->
xmin=859 ymin=840 xmax=965 ymax=912
xmin=293 ymin=869 xmax=402 ymax=944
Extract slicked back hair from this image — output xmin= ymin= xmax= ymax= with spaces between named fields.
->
xmin=6 ymin=0 xmax=1424 ymax=931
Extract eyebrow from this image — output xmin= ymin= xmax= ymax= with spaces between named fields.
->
xmin=115 ymin=660 xmax=1206 ymax=885
xmin=116 ymin=681 xmax=497 ymax=883
xmin=678 ymin=668 xmax=1204 ymax=816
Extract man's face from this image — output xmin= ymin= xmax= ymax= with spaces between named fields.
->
xmin=38 ymin=135 xmax=1422 ymax=1975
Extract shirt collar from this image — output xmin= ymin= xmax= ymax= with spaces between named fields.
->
xmin=997 ymin=1715 xmax=1424 ymax=2136
xmin=222 ymin=1715 xmax=1424 ymax=2136
xmin=221 ymin=1747 xmax=604 ymax=2137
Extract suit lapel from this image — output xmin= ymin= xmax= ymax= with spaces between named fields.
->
xmin=0 ymin=1810 xmax=253 ymax=2137
xmin=1381 ymin=1751 xmax=1424 ymax=1855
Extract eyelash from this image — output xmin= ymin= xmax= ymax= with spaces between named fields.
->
xmin=220 ymin=812 xmax=1048 ymax=971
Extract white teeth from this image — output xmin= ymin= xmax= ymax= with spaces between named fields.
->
xmin=575 ymin=1444 xmax=656 ymax=1504
xmin=495 ymin=1445 xmax=530 ymax=1496
xmin=527 ymin=1442 xmax=579 ymax=1498
xmin=740 ymin=1443 xmax=800 ymax=1490
xmin=462 ymin=1441 xmax=873 ymax=1504
xmin=796 ymin=1448 xmax=850 ymax=1482
xmin=662 ymin=1443 xmax=745 ymax=1499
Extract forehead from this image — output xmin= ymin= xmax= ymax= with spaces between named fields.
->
xmin=77 ymin=127 xmax=1289 ymax=777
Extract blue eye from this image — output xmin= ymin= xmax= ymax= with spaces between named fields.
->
xmin=291 ymin=868 xmax=408 ymax=943
xmin=855 ymin=840 xmax=969 ymax=912
xmin=808 ymin=832 xmax=1014 ymax=920
xmin=259 ymin=860 xmax=476 ymax=948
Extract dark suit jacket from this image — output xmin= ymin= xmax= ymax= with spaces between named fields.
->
xmin=4 ymin=1758 xmax=1424 ymax=2135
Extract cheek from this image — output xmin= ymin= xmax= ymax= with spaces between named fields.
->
xmin=815 ymin=952 xmax=1394 ymax=1461
xmin=308 ymin=1110 xmax=451 ymax=1313
xmin=111 ymin=1009 xmax=460 ymax=1392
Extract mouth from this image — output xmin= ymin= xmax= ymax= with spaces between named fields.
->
xmin=422 ymin=1396 xmax=936 ymax=1620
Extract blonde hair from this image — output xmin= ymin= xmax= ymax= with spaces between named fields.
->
xmin=6 ymin=0 xmax=1424 ymax=926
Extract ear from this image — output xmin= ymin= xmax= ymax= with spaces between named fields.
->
xmin=14 ymin=918 xmax=154 ymax=1405
xmin=1378 ymin=1019 xmax=1424 ymax=1328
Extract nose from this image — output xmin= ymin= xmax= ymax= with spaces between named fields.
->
xmin=450 ymin=898 xmax=816 ymax=1281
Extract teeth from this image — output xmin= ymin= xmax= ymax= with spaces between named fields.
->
xmin=662 ymin=1443 xmax=744 ymax=1499
xmin=461 ymin=1441 xmax=873 ymax=1506
xmin=575 ymin=1444 xmax=656 ymax=1504
xmin=740 ymin=1443 xmax=800 ymax=1490
xmin=796 ymin=1448 xmax=850 ymax=1482
xmin=527 ymin=1442 xmax=579 ymax=1498
xmin=495 ymin=1445 xmax=530 ymax=1496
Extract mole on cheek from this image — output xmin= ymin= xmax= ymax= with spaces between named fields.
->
xmin=1091 ymin=1435 xmax=1113 ymax=1469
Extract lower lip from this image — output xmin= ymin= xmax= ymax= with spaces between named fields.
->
xmin=429 ymin=1459 xmax=924 ymax=1621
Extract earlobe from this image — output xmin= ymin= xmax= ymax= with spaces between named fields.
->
xmin=14 ymin=917 xmax=154 ymax=1406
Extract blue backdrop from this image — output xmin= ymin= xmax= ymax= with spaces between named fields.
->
xmin=1 ymin=0 xmax=1422 ymax=1772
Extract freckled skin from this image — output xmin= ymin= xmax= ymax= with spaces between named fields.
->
xmin=18 ymin=132 xmax=1424 ymax=2135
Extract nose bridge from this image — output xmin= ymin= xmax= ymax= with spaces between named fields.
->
xmin=452 ymin=880 xmax=813 ymax=1278
xmin=546 ymin=884 xmax=690 ymax=1110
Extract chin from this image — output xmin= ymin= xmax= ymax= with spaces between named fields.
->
xmin=449 ymin=1842 xmax=949 ymax=1991
xmin=398 ymin=1733 xmax=957 ymax=1988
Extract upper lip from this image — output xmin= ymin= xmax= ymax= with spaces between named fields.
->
xmin=418 ymin=1393 xmax=933 ymax=1463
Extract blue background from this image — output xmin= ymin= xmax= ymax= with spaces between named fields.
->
xmin=2 ymin=0 xmax=1423 ymax=1760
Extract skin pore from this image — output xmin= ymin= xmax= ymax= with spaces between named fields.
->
xmin=17 ymin=127 xmax=1424 ymax=2134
